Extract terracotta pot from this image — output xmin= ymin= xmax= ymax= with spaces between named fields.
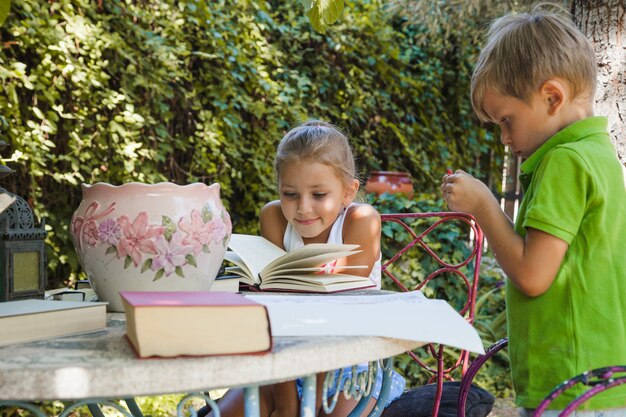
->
xmin=365 ymin=171 xmax=414 ymax=199
xmin=71 ymin=182 xmax=232 ymax=312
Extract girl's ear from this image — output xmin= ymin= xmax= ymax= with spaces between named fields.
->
xmin=540 ymin=78 xmax=567 ymax=116
xmin=342 ymin=179 xmax=359 ymax=205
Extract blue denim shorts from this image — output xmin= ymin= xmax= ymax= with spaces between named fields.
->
xmin=296 ymin=364 xmax=406 ymax=407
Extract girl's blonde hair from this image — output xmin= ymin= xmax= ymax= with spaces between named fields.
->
xmin=471 ymin=3 xmax=596 ymax=122
xmin=275 ymin=120 xmax=357 ymax=186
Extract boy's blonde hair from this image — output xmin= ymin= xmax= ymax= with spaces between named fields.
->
xmin=275 ymin=120 xmax=357 ymax=186
xmin=471 ymin=3 xmax=597 ymax=122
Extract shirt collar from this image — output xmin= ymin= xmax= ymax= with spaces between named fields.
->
xmin=519 ymin=116 xmax=608 ymax=190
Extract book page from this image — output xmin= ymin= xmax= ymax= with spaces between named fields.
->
xmin=259 ymin=277 xmax=375 ymax=293
xmin=223 ymin=253 xmax=255 ymax=285
xmin=226 ymin=234 xmax=287 ymax=283
xmin=263 ymin=265 xmax=366 ymax=275
xmin=246 ymin=291 xmax=484 ymax=354
xmin=263 ymin=245 xmax=361 ymax=278
xmin=265 ymin=273 xmax=372 ymax=286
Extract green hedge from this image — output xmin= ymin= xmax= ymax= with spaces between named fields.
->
xmin=0 ymin=0 xmax=502 ymax=286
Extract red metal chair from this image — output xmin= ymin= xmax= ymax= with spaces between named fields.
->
xmin=532 ymin=366 xmax=626 ymax=416
xmin=462 ymin=359 xmax=626 ymax=416
xmin=378 ymin=212 xmax=492 ymax=417
xmin=457 ymin=338 xmax=508 ymax=415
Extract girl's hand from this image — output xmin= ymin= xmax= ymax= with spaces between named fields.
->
xmin=441 ymin=170 xmax=495 ymax=215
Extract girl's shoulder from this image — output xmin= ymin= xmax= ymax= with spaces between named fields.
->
xmin=260 ymin=199 xmax=282 ymax=214
xmin=259 ymin=200 xmax=288 ymax=248
xmin=345 ymin=203 xmax=381 ymax=224
xmin=342 ymin=203 xmax=381 ymax=245
xmin=260 ymin=200 xmax=287 ymax=225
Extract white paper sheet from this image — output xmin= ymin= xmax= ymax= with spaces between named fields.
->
xmin=247 ymin=291 xmax=485 ymax=354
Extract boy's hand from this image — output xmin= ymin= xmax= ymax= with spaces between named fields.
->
xmin=442 ymin=170 xmax=568 ymax=297
xmin=441 ymin=170 xmax=495 ymax=215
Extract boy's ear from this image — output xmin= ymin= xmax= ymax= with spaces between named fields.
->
xmin=343 ymin=179 xmax=359 ymax=204
xmin=540 ymin=79 xmax=567 ymax=116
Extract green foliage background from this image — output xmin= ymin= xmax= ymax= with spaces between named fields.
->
xmin=0 ymin=0 xmax=513 ymax=402
xmin=0 ymin=0 xmax=502 ymax=287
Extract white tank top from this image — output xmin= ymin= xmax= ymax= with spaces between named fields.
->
xmin=283 ymin=204 xmax=382 ymax=289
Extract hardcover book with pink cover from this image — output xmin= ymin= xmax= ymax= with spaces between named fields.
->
xmin=120 ymin=291 xmax=272 ymax=358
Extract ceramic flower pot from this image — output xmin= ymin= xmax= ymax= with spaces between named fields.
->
xmin=365 ymin=171 xmax=414 ymax=199
xmin=71 ymin=182 xmax=232 ymax=312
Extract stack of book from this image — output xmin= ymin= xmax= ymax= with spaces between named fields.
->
xmin=0 ymin=299 xmax=107 ymax=347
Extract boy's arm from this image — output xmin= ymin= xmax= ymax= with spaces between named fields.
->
xmin=338 ymin=203 xmax=381 ymax=277
xmin=442 ymin=171 xmax=568 ymax=297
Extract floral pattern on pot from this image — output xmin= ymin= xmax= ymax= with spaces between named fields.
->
xmin=71 ymin=201 xmax=230 ymax=281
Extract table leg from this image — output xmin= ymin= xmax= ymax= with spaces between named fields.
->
xmin=0 ymin=401 xmax=47 ymax=417
xmin=300 ymin=374 xmax=317 ymax=417
xmin=177 ymin=392 xmax=220 ymax=417
xmin=347 ymin=363 xmax=377 ymax=417
xmin=366 ymin=358 xmax=393 ymax=417
xmin=343 ymin=357 xmax=394 ymax=417
xmin=124 ymin=398 xmax=144 ymax=417
xmin=88 ymin=403 xmax=106 ymax=417
xmin=243 ymin=386 xmax=261 ymax=417
xmin=60 ymin=399 xmax=135 ymax=417
xmin=1 ymin=399 xmax=135 ymax=417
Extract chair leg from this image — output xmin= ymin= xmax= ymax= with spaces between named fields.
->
xmin=196 ymin=392 xmax=214 ymax=417
xmin=431 ymin=345 xmax=445 ymax=417
xmin=457 ymin=338 xmax=508 ymax=417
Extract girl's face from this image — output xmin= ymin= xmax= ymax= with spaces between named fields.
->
xmin=279 ymin=160 xmax=357 ymax=244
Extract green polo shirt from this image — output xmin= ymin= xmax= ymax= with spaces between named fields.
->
xmin=507 ymin=116 xmax=626 ymax=410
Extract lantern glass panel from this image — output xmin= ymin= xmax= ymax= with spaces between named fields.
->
xmin=13 ymin=251 xmax=40 ymax=292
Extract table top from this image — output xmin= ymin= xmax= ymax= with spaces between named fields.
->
xmin=0 ymin=312 xmax=422 ymax=401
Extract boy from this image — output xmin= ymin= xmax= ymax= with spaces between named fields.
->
xmin=441 ymin=4 xmax=626 ymax=415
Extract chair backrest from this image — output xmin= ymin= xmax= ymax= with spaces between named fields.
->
xmin=533 ymin=366 xmax=626 ymax=416
xmin=380 ymin=212 xmax=484 ymax=385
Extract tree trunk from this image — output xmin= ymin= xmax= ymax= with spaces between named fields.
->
xmin=571 ymin=0 xmax=626 ymax=167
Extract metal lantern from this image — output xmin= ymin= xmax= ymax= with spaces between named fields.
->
xmin=0 ymin=141 xmax=47 ymax=301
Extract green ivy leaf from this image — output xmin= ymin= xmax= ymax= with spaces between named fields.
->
xmin=175 ymin=266 xmax=184 ymax=278
xmin=0 ymin=0 xmax=10 ymax=27
xmin=303 ymin=0 xmax=344 ymax=33
xmin=305 ymin=3 xmax=324 ymax=33
xmin=320 ymin=0 xmax=343 ymax=26
xmin=124 ymin=256 xmax=132 ymax=269
xmin=105 ymin=245 xmax=117 ymax=256
xmin=203 ymin=244 xmax=210 ymax=254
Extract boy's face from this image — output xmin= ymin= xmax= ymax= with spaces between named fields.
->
xmin=482 ymin=88 xmax=559 ymax=158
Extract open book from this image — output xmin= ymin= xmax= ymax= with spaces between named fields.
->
xmin=223 ymin=234 xmax=376 ymax=293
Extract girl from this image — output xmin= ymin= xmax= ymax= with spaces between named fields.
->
xmin=213 ymin=120 xmax=406 ymax=417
